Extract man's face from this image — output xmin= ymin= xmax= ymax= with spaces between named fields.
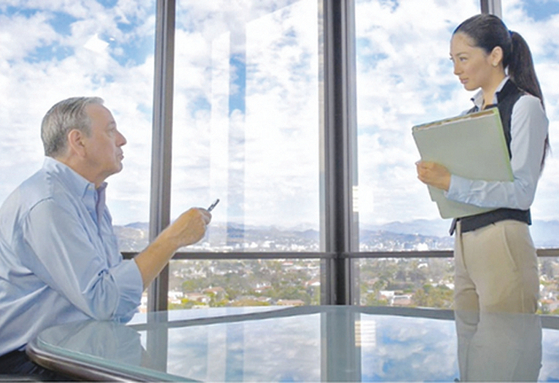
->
xmin=82 ymin=103 xmax=127 ymax=185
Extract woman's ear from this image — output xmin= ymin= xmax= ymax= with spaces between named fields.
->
xmin=490 ymin=46 xmax=504 ymax=67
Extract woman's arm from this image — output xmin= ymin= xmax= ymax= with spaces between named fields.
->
xmin=445 ymin=95 xmax=548 ymax=209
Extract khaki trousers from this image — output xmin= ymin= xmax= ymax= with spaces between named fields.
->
xmin=454 ymin=220 xmax=539 ymax=313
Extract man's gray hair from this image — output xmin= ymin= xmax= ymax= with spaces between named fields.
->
xmin=41 ymin=97 xmax=104 ymax=157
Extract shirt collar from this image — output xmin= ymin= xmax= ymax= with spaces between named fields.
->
xmin=471 ymin=76 xmax=510 ymax=109
xmin=42 ymin=157 xmax=107 ymax=199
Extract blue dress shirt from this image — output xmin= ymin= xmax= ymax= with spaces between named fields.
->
xmin=0 ymin=157 xmax=143 ymax=355
xmin=446 ymin=77 xmax=549 ymax=210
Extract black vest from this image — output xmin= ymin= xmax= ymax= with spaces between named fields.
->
xmin=454 ymin=80 xmax=531 ymax=234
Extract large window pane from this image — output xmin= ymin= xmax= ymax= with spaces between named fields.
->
xmin=540 ymin=256 xmax=559 ymax=314
xmin=0 ymin=2 xmax=155 ymax=252
xmin=171 ymin=0 xmax=322 ymax=253
xmin=168 ymin=259 xmax=321 ymax=309
xmin=353 ymin=0 xmax=478 ymax=309
xmin=502 ymin=1 xmax=559 ymax=249
xmin=360 ymin=256 xmax=559 ymax=314
xmin=167 ymin=0 xmax=322 ymax=309
xmin=354 ymin=0 xmax=479 ymax=250
xmin=359 ymin=258 xmax=455 ymax=308
xmin=502 ymin=1 xmax=559 ymax=315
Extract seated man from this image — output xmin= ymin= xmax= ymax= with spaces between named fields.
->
xmin=0 ymin=97 xmax=211 ymax=378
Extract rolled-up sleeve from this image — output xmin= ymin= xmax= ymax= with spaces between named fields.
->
xmin=19 ymin=198 xmax=143 ymax=322
xmin=445 ymin=95 xmax=548 ymax=210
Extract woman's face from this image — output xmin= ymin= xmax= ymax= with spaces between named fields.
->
xmin=450 ymin=32 xmax=495 ymax=92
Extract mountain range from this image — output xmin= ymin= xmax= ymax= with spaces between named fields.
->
xmin=114 ymin=219 xmax=559 ymax=252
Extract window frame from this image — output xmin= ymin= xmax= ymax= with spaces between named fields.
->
xmin=141 ymin=0 xmax=558 ymax=311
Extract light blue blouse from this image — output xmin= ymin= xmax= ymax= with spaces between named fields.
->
xmin=445 ymin=77 xmax=549 ymax=210
xmin=0 ymin=157 xmax=143 ymax=355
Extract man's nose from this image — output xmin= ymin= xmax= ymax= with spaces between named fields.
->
xmin=117 ymin=131 xmax=127 ymax=146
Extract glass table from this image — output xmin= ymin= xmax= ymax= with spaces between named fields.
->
xmin=26 ymin=305 xmax=559 ymax=382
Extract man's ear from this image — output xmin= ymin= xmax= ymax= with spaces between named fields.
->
xmin=67 ymin=129 xmax=87 ymax=157
xmin=490 ymin=46 xmax=504 ymax=67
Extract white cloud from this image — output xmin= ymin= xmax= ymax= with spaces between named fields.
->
xmin=355 ymin=0 xmax=480 ymax=224
xmin=170 ymin=0 xmax=320 ymax=228
xmin=84 ymin=33 xmax=109 ymax=52
xmin=0 ymin=1 xmax=155 ymax=224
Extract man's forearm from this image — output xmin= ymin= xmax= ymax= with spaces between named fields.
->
xmin=133 ymin=208 xmax=210 ymax=289
xmin=134 ymin=232 xmax=178 ymax=289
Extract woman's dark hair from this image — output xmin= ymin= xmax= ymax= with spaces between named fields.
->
xmin=454 ymin=14 xmax=549 ymax=168
xmin=453 ymin=14 xmax=543 ymax=102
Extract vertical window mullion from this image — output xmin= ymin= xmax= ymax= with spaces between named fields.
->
xmin=148 ymin=0 xmax=176 ymax=312
xmin=481 ymin=0 xmax=502 ymax=17
xmin=322 ymin=0 xmax=359 ymax=305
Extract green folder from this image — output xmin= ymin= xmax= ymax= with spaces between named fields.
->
xmin=412 ymin=108 xmax=513 ymax=219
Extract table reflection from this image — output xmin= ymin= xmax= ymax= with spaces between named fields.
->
xmin=455 ymin=310 xmax=542 ymax=382
xmin=28 ymin=306 xmax=555 ymax=382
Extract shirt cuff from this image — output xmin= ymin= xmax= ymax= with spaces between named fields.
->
xmin=445 ymin=174 xmax=472 ymax=202
xmin=111 ymin=259 xmax=144 ymax=322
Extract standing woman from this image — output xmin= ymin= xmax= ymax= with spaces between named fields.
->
xmin=416 ymin=14 xmax=549 ymax=313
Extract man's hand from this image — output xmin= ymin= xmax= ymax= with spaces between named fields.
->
xmin=162 ymin=208 xmax=211 ymax=249
xmin=416 ymin=161 xmax=451 ymax=191
xmin=135 ymin=208 xmax=211 ymax=289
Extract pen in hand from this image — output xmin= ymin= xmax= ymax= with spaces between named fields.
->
xmin=207 ymin=199 xmax=220 ymax=212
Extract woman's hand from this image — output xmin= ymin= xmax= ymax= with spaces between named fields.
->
xmin=416 ymin=161 xmax=451 ymax=191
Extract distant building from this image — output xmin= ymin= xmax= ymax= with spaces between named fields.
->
xmin=378 ymin=290 xmax=395 ymax=301
xmin=391 ymin=295 xmax=413 ymax=307
xmin=184 ymin=293 xmax=210 ymax=304
xmin=169 ymin=290 xmax=184 ymax=304
xmin=203 ymin=286 xmax=227 ymax=300
xmin=139 ymin=292 xmax=148 ymax=313
xmin=305 ymin=277 xmax=320 ymax=287
xmin=277 ymin=299 xmax=305 ymax=306
xmin=254 ymin=284 xmax=272 ymax=294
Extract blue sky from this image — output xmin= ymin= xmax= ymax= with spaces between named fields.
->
xmin=0 ymin=0 xmax=557 ymax=235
